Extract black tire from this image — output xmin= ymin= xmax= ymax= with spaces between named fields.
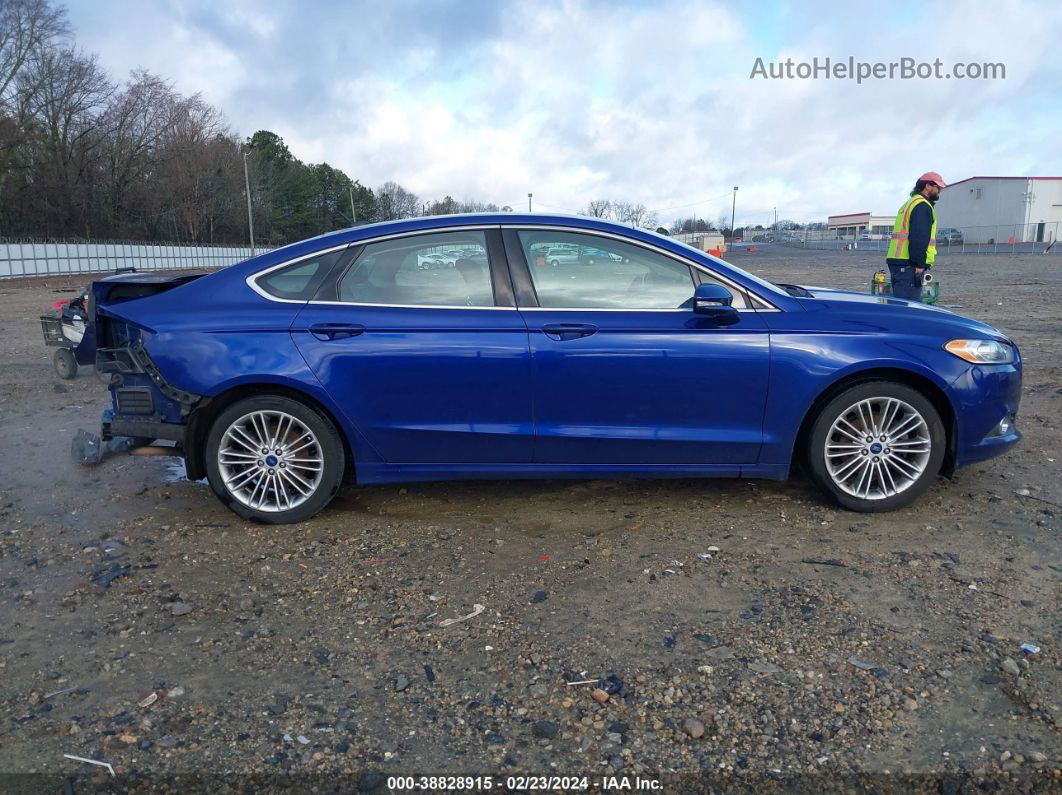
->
xmin=807 ymin=381 xmax=946 ymax=512
xmin=550 ymin=259 xmax=559 ymax=267
xmin=204 ymin=395 xmax=345 ymax=524
xmin=54 ymin=348 xmax=78 ymax=379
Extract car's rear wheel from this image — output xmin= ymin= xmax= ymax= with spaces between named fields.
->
xmin=807 ymin=381 xmax=945 ymax=512
xmin=205 ymin=396 xmax=344 ymax=524
xmin=550 ymin=259 xmax=559 ymax=267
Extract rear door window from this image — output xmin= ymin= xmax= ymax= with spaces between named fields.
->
xmin=338 ymin=231 xmax=494 ymax=307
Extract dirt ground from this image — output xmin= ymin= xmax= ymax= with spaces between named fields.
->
xmin=0 ymin=247 xmax=1059 ymax=793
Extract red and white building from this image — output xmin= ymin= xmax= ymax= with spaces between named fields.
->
xmin=826 ymin=212 xmax=895 ymax=239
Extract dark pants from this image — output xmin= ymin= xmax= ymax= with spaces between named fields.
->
xmin=888 ymin=262 xmax=923 ymax=302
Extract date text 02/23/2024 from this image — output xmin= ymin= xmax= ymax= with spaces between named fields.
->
xmin=386 ymin=775 xmax=663 ymax=791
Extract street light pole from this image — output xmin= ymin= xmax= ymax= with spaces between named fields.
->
xmin=242 ymin=145 xmax=256 ymax=256
xmin=528 ymin=193 xmax=532 ymax=212
xmin=730 ymin=186 xmax=738 ymax=245
xmin=349 ymin=185 xmax=357 ymax=224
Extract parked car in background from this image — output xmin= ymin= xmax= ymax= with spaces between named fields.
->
xmin=578 ymin=246 xmax=623 ymax=265
xmin=544 ymin=246 xmax=579 ymax=267
xmin=939 ymin=228 xmax=964 ymax=246
xmin=90 ymin=213 xmax=1021 ymax=523
xmin=417 ymin=252 xmax=452 ymax=269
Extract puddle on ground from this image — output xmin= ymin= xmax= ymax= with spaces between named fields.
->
xmin=162 ymin=457 xmax=206 ymax=485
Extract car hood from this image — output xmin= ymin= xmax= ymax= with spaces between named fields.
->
xmin=794 ymin=286 xmax=1008 ymax=340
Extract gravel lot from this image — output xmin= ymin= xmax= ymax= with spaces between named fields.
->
xmin=0 ymin=246 xmax=1059 ymax=792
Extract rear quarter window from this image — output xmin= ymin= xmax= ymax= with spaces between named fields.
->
xmin=256 ymin=251 xmax=343 ymax=300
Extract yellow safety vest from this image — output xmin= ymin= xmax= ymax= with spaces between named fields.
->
xmin=887 ymin=194 xmax=937 ymax=265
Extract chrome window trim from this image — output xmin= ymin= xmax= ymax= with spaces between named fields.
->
xmin=246 ymin=243 xmax=353 ymax=304
xmin=246 ymin=223 xmax=782 ymax=312
xmin=246 ymin=227 xmax=501 ymax=307
xmin=301 ymin=300 xmax=516 ymax=311
xmin=504 ymin=223 xmax=781 ymax=312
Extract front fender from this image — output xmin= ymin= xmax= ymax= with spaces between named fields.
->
xmin=760 ymin=332 xmax=965 ymax=466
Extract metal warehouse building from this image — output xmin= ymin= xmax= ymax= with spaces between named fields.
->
xmin=935 ymin=176 xmax=1062 ymax=245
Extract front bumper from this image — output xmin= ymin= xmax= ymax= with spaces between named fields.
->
xmin=951 ymin=362 xmax=1022 ymax=469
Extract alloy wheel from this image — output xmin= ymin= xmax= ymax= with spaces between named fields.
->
xmin=217 ymin=410 xmax=324 ymax=512
xmin=824 ymin=397 xmax=932 ymax=500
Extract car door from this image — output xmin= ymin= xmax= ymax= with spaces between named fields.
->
xmin=289 ymin=227 xmax=534 ymax=464
xmin=504 ymin=228 xmax=771 ymax=465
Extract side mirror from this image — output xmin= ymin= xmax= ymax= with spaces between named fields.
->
xmin=692 ymin=283 xmax=740 ymax=324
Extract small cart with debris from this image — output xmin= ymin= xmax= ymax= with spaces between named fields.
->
xmin=39 ymin=288 xmax=93 ymax=378
xmin=38 ymin=268 xmax=137 ymax=379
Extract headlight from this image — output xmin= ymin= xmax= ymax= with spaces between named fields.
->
xmin=944 ymin=339 xmax=1014 ymax=364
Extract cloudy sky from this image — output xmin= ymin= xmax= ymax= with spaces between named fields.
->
xmin=66 ymin=0 xmax=1062 ymax=227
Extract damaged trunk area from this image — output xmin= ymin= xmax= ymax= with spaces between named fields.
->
xmin=74 ymin=272 xmax=209 ymax=466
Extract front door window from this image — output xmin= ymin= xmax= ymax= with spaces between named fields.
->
xmin=517 ymin=230 xmax=748 ymax=309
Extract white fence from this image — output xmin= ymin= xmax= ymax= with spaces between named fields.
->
xmin=771 ymin=221 xmax=1060 ymax=255
xmin=0 ymin=240 xmax=273 ymax=278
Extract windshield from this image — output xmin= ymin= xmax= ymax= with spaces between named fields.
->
xmin=663 ymin=234 xmax=791 ymax=297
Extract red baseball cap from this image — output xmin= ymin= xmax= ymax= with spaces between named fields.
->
xmin=919 ymin=171 xmax=947 ymax=188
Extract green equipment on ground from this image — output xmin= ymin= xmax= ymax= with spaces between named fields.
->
xmin=921 ymin=273 xmax=941 ymax=305
xmin=869 ymin=268 xmax=941 ymax=304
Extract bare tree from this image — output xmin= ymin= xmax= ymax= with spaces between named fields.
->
xmin=610 ymin=200 xmax=658 ymax=229
xmin=0 ymin=0 xmax=69 ymax=222
xmin=19 ymin=46 xmax=113 ymax=235
xmin=583 ymin=199 xmax=611 ymax=218
xmin=456 ymin=199 xmax=499 ymax=213
xmin=99 ymin=70 xmax=186 ymax=236
xmin=0 ymin=0 xmax=69 ymax=111
xmin=375 ymin=180 xmax=420 ymax=220
xmin=154 ymin=95 xmax=234 ymax=241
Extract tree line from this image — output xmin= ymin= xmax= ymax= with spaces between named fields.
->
xmin=0 ymin=0 xmax=512 ymax=245
xmin=2 ymin=0 xmax=731 ymax=247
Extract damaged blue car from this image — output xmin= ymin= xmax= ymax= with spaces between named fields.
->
xmin=89 ymin=214 xmax=1021 ymax=523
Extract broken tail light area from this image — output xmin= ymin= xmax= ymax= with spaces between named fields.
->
xmin=96 ymin=318 xmax=203 ymax=445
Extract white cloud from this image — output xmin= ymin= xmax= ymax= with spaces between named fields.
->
xmin=64 ymin=0 xmax=1062 ymax=224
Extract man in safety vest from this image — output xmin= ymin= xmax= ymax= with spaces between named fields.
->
xmin=885 ymin=171 xmax=946 ymax=301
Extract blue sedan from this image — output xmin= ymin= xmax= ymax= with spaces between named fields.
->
xmin=91 ymin=214 xmax=1021 ymax=523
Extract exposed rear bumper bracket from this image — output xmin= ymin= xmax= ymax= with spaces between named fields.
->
xmin=99 ymin=342 xmax=203 ymax=411
xmin=103 ymin=416 xmax=186 ymax=443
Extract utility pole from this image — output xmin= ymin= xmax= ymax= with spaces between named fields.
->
xmin=349 ymin=185 xmax=357 ymax=224
xmin=528 ymin=193 xmax=532 ymax=212
xmin=242 ymin=144 xmax=256 ymax=256
xmin=774 ymin=206 xmax=777 ymax=229
xmin=730 ymin=186 xmax=738 ymax=244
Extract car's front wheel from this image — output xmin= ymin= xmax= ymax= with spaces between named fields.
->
xmin=807 ymin=381 xmax=945 ymax=512
xmin=205 ymin=395 xmax=345 ymax=524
